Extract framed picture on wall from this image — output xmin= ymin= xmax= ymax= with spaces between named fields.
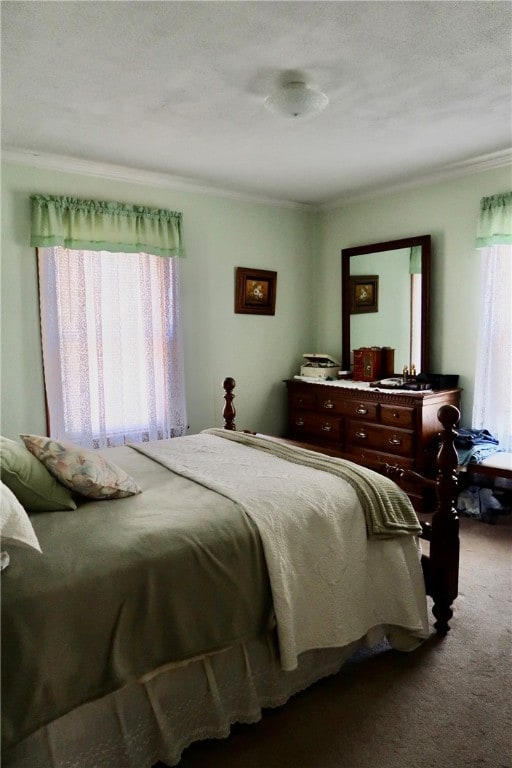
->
xmin=349 ymin=275 xmax=379 ymax=314
xmin=235 ymin=267 xmax=277 ymax=315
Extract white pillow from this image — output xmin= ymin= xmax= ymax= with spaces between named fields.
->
xmin=1 ymin=480 xmax=42 ymax=553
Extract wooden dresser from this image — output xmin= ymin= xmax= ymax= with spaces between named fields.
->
xmin=285 ymin=379 xmax=461 ymax=507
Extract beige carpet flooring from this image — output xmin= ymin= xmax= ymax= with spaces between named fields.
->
xmin=168 ymin=515 xmax=512 ymax=768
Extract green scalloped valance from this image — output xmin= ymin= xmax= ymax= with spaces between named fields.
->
xmin=30 ymin=195 xmax=184 ymax=257
xmin=476 ymin=192 xmax=512 ymax=248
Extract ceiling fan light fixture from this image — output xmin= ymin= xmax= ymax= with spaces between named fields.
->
xmin=264 ymin=81 xmax=329 ymax=118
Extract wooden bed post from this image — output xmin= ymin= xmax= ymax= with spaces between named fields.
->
xmin=222 ymin=377 xmax=236 ymax=430
xmin=380 ymin=403 xmax=461 ymax=636
xmin=427 ymin=404 xmax=460 ymax=636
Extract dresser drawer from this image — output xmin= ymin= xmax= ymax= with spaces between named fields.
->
xmin=289 ymin=390 xmax=317 ymax=410
xmin=338 ymin=400 xmax=378 ymax=421
xmin=380 ymin=404 xmax=415 ymax=429
xmin=289 ymin=411 xmax=341 ymax=442
xmin=316 ymin=393 xmax=347 ymax=415
xmin=347 ymin=447 xmax=414 ymax=471
xmin=347 ymin=421 xmax=414 ymax=457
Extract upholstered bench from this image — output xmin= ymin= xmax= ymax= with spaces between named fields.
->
xmin=460 ymin=452 xmax=512 ymax=482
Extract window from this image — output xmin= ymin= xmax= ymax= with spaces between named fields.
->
xmin=38 ymin=247 xmax=187 ymax=448
xmin=30 ymin=195 xmax=186 ymax=449
xmin=472 ymin=193 xmax=512 ymax=451
xmin=472 ymin=244 xmax=512 ymax=450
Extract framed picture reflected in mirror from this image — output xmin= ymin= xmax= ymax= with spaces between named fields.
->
xmin=349 ymin=275 xmax=378 ymax=314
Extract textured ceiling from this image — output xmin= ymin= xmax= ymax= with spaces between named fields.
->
xmin=1 ymin=1 xmax=511 ymax=206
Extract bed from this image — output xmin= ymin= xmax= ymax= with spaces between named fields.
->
xmin=1 ymin=378 xmax=460 ymax=768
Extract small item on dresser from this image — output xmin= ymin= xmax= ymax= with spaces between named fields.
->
xmin=353 ymin=347 xmax=383 ymax=381
xmin=372 ymin=377 xmax=404 ymax=388
xmin=299 ymin=353 xmax=340 ymax=380
xmin=416 ymin=373 xmax=460 ymax=390
xmin=381 ymin=347 xmax=395 ymax=377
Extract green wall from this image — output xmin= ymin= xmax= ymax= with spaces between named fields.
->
xmin=317 ymin=166 xmax=512 ymax=422
xmin=0 ymin=162 xmax=316 ymax=440
xmin=1 ymin=160 xmax=509 ymax=440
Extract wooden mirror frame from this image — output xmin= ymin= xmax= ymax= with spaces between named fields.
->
xmin=341 ymin=235 xmax=431 ymax=374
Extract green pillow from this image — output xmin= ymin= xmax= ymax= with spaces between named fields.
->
xmin=0 ymin=436 xmax=77 ymax=512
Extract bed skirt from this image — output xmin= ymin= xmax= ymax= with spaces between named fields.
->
xmin=4 ymin=626 xmax=395 ymax=768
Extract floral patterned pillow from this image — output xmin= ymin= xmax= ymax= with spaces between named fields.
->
xmin=20 ymin=435 xmax=141 ymax=500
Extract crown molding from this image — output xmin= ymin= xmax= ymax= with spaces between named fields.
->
xmin=0 ymin=149 xmax=314 ymax=211
xmin=2 ymin=146 xmax=510 ymax=213
xmin=320 ymin=148 xmax=512 ymax=210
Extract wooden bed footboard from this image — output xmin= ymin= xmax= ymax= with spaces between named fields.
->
xmin=382 ymin=404 xmax=460 ymax=636
xmin=221 ymin=378 xmax=460 ymax=637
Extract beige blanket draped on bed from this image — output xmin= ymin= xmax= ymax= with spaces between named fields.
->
xmin=203 ymin=429 xmax=423 ymax=538
xmin=132 ymin=431 xmax=429 ymax=670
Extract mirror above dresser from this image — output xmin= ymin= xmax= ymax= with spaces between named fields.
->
xmin=341 ymin=235 xmax=431 ymax=376
xmin=284 ymin=235 xmax=464 ymax=493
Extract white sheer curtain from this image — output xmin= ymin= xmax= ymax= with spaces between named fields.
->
xmin=38 ymin=247 xmax=187 ymax=448
xmin=472 ymin=244 xmax=512 ymax=450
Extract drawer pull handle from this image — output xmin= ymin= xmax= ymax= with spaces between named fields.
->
xmin=355 ymin=430 xmax=367 ymax=439
xmin=356 ymin=406 xmax=368 ymax=415
xmin=323 ymin=400 xmax=335 ymax=409
xmin=295 ymin=418 xmax=305 ymax=427
xmin=388 ymin=436 xmax=402 ymax=446
xmin=321 ymin=424 xmax=333 ymax=432
xmin=392 ymin=411 xmax=399 ymax=418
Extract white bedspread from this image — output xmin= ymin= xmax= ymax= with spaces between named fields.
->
xmin=132 ymin=433 xmax=430 ymax=670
